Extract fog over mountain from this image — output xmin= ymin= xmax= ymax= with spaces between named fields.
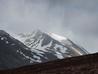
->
xmin=0 ymin=0 xmax=98 ymax=53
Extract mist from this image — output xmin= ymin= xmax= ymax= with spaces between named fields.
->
xmin=0 ymin=0 xmax=98 ymax=53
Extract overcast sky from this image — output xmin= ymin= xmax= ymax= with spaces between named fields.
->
xmin=0 ymin=0 xmax=98 ymax=53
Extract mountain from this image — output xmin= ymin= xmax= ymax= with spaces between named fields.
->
xmin=18 ymin=30 xmax=89 ymax=58
xmin=0 ymin=30 xmax=89 ymax=70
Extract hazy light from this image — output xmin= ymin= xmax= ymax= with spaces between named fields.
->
xmin=48 ymin=33 xmax=67 ymax=42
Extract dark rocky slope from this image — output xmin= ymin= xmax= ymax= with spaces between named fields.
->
xmin=0 ymin=30 xmax=34 ymax=69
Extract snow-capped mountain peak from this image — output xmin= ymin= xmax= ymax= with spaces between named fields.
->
xmin=18 ymin=30 xmax=89 ymax=57
xmin=0 ymin=30 xmax=89 ymax=69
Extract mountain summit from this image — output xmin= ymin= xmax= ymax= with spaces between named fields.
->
xmin=0 ymin=30 xmax=89 ymax=70
xmin=18 ymin=30 xmax=89 ymax=58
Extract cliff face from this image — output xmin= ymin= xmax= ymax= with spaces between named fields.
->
xmin=0 ymin=53 xmax=98 ymax=74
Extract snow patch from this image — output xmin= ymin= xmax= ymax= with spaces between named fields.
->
xmin=1 ymin=37 xmax=5 ymax=40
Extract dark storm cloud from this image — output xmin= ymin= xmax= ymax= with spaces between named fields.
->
xmin=0 ymin=0 xmax=98 ymax=53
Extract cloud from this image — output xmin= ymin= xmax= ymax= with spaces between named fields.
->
xmin=0 ymin=0 xmax=98 ymax=53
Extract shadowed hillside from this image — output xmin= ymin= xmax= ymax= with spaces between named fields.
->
xmin=0 ymin=53 xmax=98 ymax=74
